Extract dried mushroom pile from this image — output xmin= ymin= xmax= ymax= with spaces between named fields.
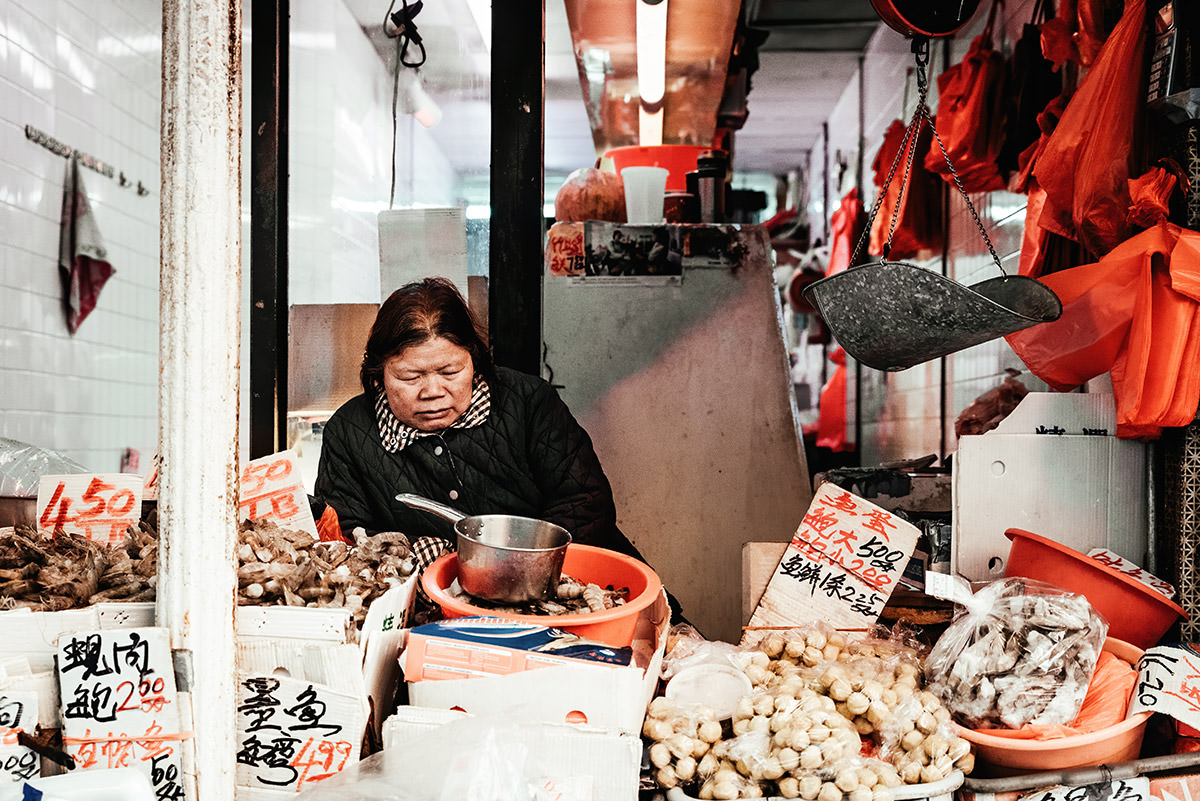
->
xmin=237 ymin=519 xmax=415 ymax=626
xmin=0 ymin=523 xmax=156 ymax=611
xmin=450 ymin=574 xmax=628 ymax=615
xmin=646 ymin=627 xmax=975 ymax=800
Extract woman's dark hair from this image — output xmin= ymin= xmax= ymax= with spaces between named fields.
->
xmin=360 ymin=277 xmax=492 ymax=394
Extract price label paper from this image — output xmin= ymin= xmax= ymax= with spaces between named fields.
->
xmin=1128 ymin=644 xmax=1200 ymax=726
xmin=37 ymin=474 xmax=144 ymax=545
xmin=1087 ymin=548 xmax=1175 ymax=599
xmin=239 ymin=450 xmax=317 ymax=538
xmin=746 ymin=483 xmax=920 ymax=633
xmin=57 ymin=627 xmax=185 ymax=800
xmin=1020 ymin=778 xmax=1150 ymax=801
xmin=0 ymin=690 xmax=39 ymax=784
xmin=236 ymin=674 xmax=365 ymax=792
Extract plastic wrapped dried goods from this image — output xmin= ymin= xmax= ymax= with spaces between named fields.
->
xmin=876 ymin=694 xmax=974 ymax=781
xmin=925 ymin=578 xmax=1107 ymax=729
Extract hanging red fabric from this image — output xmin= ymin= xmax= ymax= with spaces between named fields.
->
xmin=1033 ymin=0 xmax=1147 ymax=259
xmin=826 ymin=188 xmax=865 ymax=277
xmin=923 ymin=0 xmax=1008 ymax=193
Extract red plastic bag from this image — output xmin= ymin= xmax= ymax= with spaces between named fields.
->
xmin=869 ymin=120 xmax=943 ymax=260
xmin=924 ymin=2 xmax=1007 ymax=193
xmin=1127 ymin=167 xmax=1177 ymax=229
xmin=816 ymin=348 xmax=853 ymax=452
xmin=1041 ymin=0 xmax=1079 ymax=69
xmin=1034 ymin=0 xmax=1147 ymax=258
xmin=827 ymin=188 xmax=865 ymax=277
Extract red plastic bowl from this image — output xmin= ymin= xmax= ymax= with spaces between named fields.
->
xmin=604 ymin=145 xmax=717 ymax=192
xmin=1004 ymin=528 xmax=1186 ymax=649
xmin=421 ymin=543 xmax=664 ymax=647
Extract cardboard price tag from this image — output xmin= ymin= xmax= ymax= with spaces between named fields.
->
xmin=0 ymin=690 xmax=39 ymax=783
xmin=746 ymin=483 xmax=921 ymax=632
xmin=239 ymin=450 xmax=318 ymax=538
xmin=57 ymin=627 xmax=185 ymax=801
xmin=37 ymin=474 xmax=144 ymax=545
xmin=1020 ymin=778 xmax=1149 ymax=801
xmin=1128 ymin=644 xmax=1200 ymax=725
xmin=236 ymin=674 xmax=365 ymax=792
xmin=1087 ymin=548 xmax=1175 ymax=599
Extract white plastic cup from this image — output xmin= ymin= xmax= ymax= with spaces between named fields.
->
xmin=620 ymin=166 xmax=669 ymax=224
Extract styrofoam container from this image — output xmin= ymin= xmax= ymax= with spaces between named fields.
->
xmin=664 ymin=770 xmax=965 ymax=801
xmin=22 ymin=768 xmax=154 ymax=801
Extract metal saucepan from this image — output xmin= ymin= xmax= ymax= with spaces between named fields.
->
xmin=395 ymin=493 xmax=572 ymax=603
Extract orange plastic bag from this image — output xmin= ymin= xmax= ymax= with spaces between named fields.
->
xmin=827 ymin=189 xmax=865 ymax=277
xmin=816 ymin=348 xmax=853 ymax=452
xmin=975 ymin=650 xmax=1137 ymax=740
xmin=1034 ymin=0 xmax=1147 ymax=258
xmin=1127 ymin=167 xmax=1178 ymax=229
xmin=869 ymin=120 xmax=943 ymax=260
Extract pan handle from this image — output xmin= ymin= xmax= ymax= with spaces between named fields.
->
xmin=395 ymin=493 xmax=468 ymax=524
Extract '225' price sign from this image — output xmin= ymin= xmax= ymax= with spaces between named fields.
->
xmin=37 ymin=474 xmax=144 ymax=545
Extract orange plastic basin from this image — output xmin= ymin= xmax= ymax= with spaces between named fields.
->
xmin=605 ymin=145 xmax=717 ymax=192
xmin=955 ymin=637 xmax=1151 ymax=775
xmin=1004 ymin=528 xmax=1186 ymax=649
xmin=421 ymin=543 xmax=663 ymax=647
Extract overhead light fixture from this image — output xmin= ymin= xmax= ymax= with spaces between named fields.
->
xmin=636 ymin=0 xmax=667 ymax=146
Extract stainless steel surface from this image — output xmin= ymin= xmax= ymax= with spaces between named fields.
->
xmin=397 ymin=493 xmax=571 ymax=603
xmin=803 ymin=261 xmax=1063 ymax=372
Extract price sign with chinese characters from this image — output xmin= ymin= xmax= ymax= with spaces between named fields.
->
xmin=236 ymin=674 xmax=365 ymax=792
xmin=56 ymin=627 xmax=186 ymax=801
xmin=1128 ymin=644 xmax=1200 ymax=727
xmin=37 ymin=474 xmax=144 ymax=545
xmin=239 ymin=450 xmax=318 ymax=538
xmin=746 ymin=483 xmax=920 ymax=632
xmin=1087 ymin=548 xmax=1175 ymax=599
xmin=0 ymin=690 xmax=39 ymax=784
xmin=1020 ymin=778 xmax=1149 ymax=801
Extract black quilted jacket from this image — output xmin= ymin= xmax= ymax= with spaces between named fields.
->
xmin=314 ymin=366 xmax=646 ymax=560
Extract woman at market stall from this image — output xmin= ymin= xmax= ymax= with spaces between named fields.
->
xmin=313 ymin=277 xmax=681 ymax=618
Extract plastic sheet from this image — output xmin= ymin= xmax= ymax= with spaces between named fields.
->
xmin=0 ymin=437 xmax=87 ymax=498
xmin=925 ymin=578 xmax=1108 ymax=730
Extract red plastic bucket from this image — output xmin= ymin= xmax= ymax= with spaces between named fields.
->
xmin=421 ymin=543 xmax=663 ymax=647
xmin=1004 ymin=528 xmax=1186 ymax=649
xmin=605 ymin=145 xmax=717 ymax=192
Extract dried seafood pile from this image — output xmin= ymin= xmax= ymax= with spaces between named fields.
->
xmin=237 ymin=519 xmax=415 ymax=626
xmin=0 ymin=523 xmax=156 ymax=611
xmin=451 ymin=574 xmax=629 ymax=615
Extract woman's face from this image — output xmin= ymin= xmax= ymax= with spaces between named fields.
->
xmin=382 ymin=337 xmax=475 ymax=431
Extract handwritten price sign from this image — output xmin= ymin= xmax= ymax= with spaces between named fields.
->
xmin=236 ymin=674 xmax=365 ymax=792
xmin=746 ymin=483 xmax=920 ymax=632
xmin=1087 ymin=548 xmax=1175 ymax=599
xmin=0 ymin=690 xmax=39 ymax=784
xmin=37 ymin=474 xmax=144 ymax=545
xmin=239 ymin=450 xmax=317 ymax=538
xmin=1021 ymin=778 xmax=1149 ymax=801
xmin=57 ymin=628 xmax=186 ymax=801
xmin=1128 ymin=644 xmax=1200 ymax=728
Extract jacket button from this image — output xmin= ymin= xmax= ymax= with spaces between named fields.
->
xmin=449 ymin=490 xmax=459 ymax=500
xmin=434 ymin=446 xmax=444 ymax=456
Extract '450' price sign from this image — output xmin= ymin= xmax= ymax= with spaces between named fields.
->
xmin=239 ymin=450 xmax=317 ymax=538
xmin=37 ymin=474 xmax=144 ymax=545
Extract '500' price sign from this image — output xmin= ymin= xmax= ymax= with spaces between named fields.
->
xmin=37 ymin=474 xmax=144 ymax=545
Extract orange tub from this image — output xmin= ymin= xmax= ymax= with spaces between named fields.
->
xmin=955 ymin=637 xmax=1151 ymax=775
xmin=421 ymin=543 xmax=663 ymax=647
xmin=605 ymin=145 xmax=717 ymax=192
xmin=1005 ymin=528 xmax=1186 ymax=649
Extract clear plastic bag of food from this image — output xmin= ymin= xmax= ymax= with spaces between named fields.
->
xmin=0 ymin=437 xmax=87 ymax=498
xmin=925 ymin=577 xmax=1108 ymax=729
xmin=876 ymin=693 xmax=974 ymax=782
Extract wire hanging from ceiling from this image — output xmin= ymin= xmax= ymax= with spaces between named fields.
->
xmin=384 ymin=0 xmax=426 ymax=208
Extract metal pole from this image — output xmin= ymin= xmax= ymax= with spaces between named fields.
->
xmin=159 ymin=2 xmax=242 ymax=799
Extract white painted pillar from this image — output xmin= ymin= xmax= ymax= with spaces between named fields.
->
xmin=158 ymin=2 xmax=242 ymax=800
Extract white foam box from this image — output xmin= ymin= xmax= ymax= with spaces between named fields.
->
xmin=953 ymin=392 xmax=1149 ymax=582
xmin=384 ymin=706 xmax=642 ymax=801
xmin=404 ymin=593 xmax=669 ymax=736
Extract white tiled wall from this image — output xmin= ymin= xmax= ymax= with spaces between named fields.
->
xmin=808 ymin=0 xmax=1052 ymax=465
xmin=0 ymin=0 xmax=466 ymax=473
xmin=0 ymin=0 xmax=161 ymax=471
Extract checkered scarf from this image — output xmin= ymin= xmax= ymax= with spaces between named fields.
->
xmin=375 ymin=374 xmax=491 ymax=453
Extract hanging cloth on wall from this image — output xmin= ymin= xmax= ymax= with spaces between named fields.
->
xmin=1032 ymin=0 xmax=1148 ymax=259
xmin=58 ymin=154 xmax=115 ymax=334
xmin=922 ymin=0 xmax=1008 ymax=193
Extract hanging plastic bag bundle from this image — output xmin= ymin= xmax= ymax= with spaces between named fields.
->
xmin=922 ymin=0 xmax=1007 ymax=194
xmin=1033 ymin=0 xmax=1148 ymax=259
